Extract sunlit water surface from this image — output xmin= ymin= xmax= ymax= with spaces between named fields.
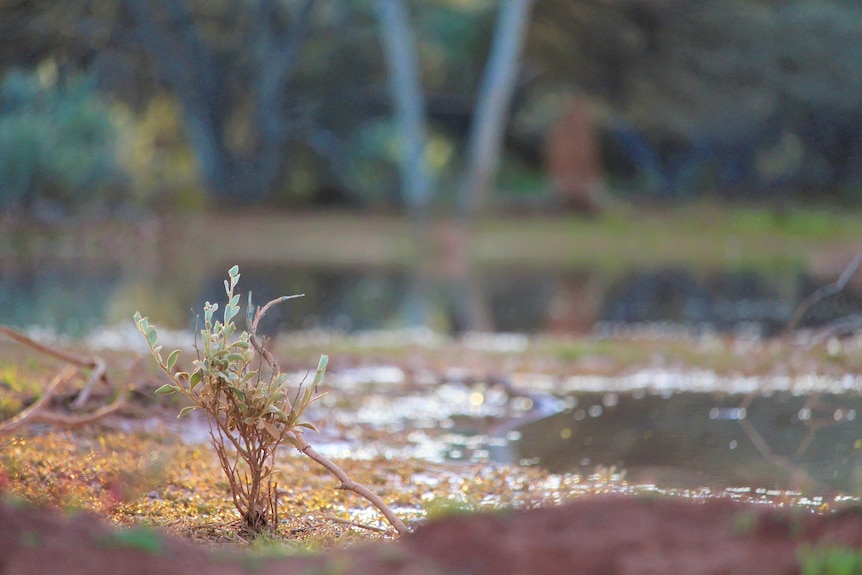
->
xmin=119 ymin=354 xmax=862 ymax=511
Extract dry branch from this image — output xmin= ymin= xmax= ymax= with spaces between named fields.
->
xmin=0 ymin=326 xmax=131 ymax=436
xmin=319 ymin=514 xmax=389 ymax=534
xmin=0 ymin=325 xmax=108 ymax=409
xmin=0 ymin=366 xmax=77 ymax=435
xmin=291 ymin=431 xmax=410 ymax=536
xmin=784 ymin=251 xmax=862 ymax=334
xmin=250 ymin=294 xmax=410 ymax=536
xmin=0 ymin=383 xmax=127 ymax=436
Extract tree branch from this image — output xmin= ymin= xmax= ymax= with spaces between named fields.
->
xmin=784 ymin=250 xmax=862 ymax=334
xmin=0 ymin=366 xmax=128 ymax=436
xmin=249 ymin=294 xmax=304 ymax=375
xmin=0 ymin=325 xmax=108 ymax=410
xmin=290 ymin=431 xmax=410 ymax=536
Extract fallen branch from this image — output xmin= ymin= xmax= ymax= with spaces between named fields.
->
xmin=319 ymin=514 xmax=389 ymax=534
xmin=0 ymin=325 xmax=108 ymax=409
xmin=0 ymin=366 xmax=77 ymax=435
xmin=734 ymin=392 xmax=819 ymax=491
xmin=784 ymin=251 xmax=862 ymax=334
xmin=0 ymin=365 xmax=129 ymax=436
xmin=291 ymin=431 xmax=410 ymax=536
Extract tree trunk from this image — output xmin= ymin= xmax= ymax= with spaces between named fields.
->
xmin=374 ymin=0 xmax=434 ymax=223
xmin=457 ymin=0 xmax=535 ymax=218
xmin=123 ymin=0 xmax=315 ymax=203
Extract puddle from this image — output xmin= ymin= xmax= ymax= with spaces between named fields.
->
xmin=516 ymin=390 xmax=862 ymax=494
xmin=157 ymin=365 xmax=862 ymax=501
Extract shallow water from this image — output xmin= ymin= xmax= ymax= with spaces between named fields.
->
xmin=516 ymin=390 xmax=862 ymax=494
xmin=156 ymin=364 xmax=862 ymax=499
xmin=3 ymin=258 xmax=861 ymax=338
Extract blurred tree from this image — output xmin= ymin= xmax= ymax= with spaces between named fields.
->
xmin=10 ymin=0 xmax=862 ymax=207
xmin=120 ymin=0 xmax=316 ymax=203
xmin=456 ymin=0 xmax=534 ymax=218
xmin=372 ymin=0 xmax=535 ymax=218
xmin=0 ymin=66 xmax=124 ymax=214
xmin=0 ymin=0 xmax=112 ymax=71
xmin=527 ymin=0 xmax=862 ymax=199
xmin=0 ymin=0 xmax=319 ymax=205
xmin=374 ymin=0 xmax=434 ymax=222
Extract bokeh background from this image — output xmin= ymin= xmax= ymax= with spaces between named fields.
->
xmin=2 ymin=0 xmax=862 ymax=339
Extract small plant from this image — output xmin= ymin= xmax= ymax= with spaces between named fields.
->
xmin=135 ymin=266 xmax=408 ymax=535
xmin=798 ymin=545 xmax=862 ymax=575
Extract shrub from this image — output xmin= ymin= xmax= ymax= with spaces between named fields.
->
xmin=0 ymin=68 xmax=124 ymax=213
xmin=135 ymin=265 xmax=407 ymax=535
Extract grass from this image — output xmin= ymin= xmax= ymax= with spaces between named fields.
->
xmin=95 ymin=526 xmax=165 ymax=554
xmin=798 ymin=545 xmax=862 ymax=575
xmin=4 ymin=203 xmax=862 ymax=272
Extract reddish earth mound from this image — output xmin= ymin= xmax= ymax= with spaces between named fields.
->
xmin=3 ymin=496 xmax=862 ymax=575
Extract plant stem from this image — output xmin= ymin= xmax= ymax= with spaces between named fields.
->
xmin=291 ymin=432 xmax=410 ymax=536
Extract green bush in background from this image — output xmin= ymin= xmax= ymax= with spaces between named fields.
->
xmin=0 ymin=67 xmax=124 ymax=214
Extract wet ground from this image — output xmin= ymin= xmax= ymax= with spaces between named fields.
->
xmin=92 ymin=327 xmax=862 ymax=512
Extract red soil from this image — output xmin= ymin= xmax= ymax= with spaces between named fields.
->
xmin=4 ymin=495 xmax=862 ymax=575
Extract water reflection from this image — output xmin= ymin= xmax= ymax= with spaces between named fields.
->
xmin=3 ymin=259 xmax=861 ymax=338
xmin=0 ymin=264 xmax=121 ymax=337
xmin=204 ymin=363 xmax=862 ymax=498
xmin=516 ymin=391 xmax=862 ymax=494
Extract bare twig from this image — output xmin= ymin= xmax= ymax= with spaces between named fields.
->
xmin=251 ymin=294 xmax=304 ymax=334
xmin=784 ymin=251 xmax=862 ymax=334
xmin=249 ymin=294 xmax=304 ymax=374
xmin=733 ymin=393 xmax=818 ymax=490
xmin=810 ymin=312 xmax=862 ymax=344
xmin=318 ymin=514 xmax=389 ymax=534
xmin=0 ymin=366 xmax=77 ymax=435
xmin=0 ymin=325 xmax=108 ymax=409
xmin=0 ymin=368 xmax=129 ymax=436
xmin=736 ymin=417 xmax=819 ymax=490
xmin=3 ymin=391 xmax=127 ymax=433
xmin=245 ymin=294 xmax=409 ymax=533
xmin=290 ymin=431 xmax=410 ymax=536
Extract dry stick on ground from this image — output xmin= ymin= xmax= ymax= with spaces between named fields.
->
xmin=290 ymin=431 xmax=410 ymax=535
xmin=783 ymin=250 xmax=862 ymax=335
xmin=0 ymin=327 xmax=132 ymax=436
xmin=248 ymin=296 xmax=411 ymax=536
xmin=733 ymin=252 xmax=862 ymax=487
xmin=0 ymin=366 xmax=77 ymax=435
xmin=319 ymin=514 xmax=389 ymax=534
xmin=0 ymin=364 xmax=130 ymax=436
xmin=734 ymin=392 xmax=819 ymax=490
xmin=0 ymin=325 xmax=108 ymax=409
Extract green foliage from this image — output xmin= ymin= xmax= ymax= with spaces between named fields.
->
xmin=111 ymin=95 xmax=205 ymax=210
xmin=423 ymin=496 xmax=477 ymax=521
xmin=0 ymin=66 xmax=124 ymax=212
xmin=95 ymin=526 xmax=165 ymax=555
xmin=135 ymin=265 xmax=328 ymax=534
xmin=798 ymin=546 xmax=862 ymax=575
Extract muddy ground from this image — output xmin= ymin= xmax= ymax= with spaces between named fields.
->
xmin=4 ymin=494 xmax=862 ymax=575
